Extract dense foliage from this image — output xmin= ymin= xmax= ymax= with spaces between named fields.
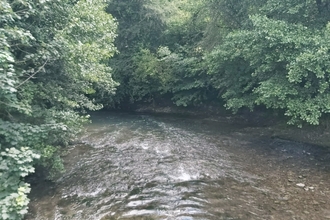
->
xmin=107 ymin=0 xmax=330 ymax=126
xmin=0 ymin=0 xmax=117 ymax=218
xmin=2 ymin=0 xmax=330 ymax=218
xmin=105 ymin=0 xmax=216 ymax=108
xmin=207 ymin=0 xmax=330 ymax=126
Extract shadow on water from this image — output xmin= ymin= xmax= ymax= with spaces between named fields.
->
xmin=26 ymin=112 xmax=330 ymax=220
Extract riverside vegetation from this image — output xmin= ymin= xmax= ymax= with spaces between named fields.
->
xmin=1 ymin=0 xmax=330 ymax=219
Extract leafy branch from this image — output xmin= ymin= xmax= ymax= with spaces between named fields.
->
xmin=15 ymin=59 xmax=49 ymax=88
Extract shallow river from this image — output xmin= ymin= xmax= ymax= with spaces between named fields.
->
xmin=26 ymin=112 xmax=330 ymax=220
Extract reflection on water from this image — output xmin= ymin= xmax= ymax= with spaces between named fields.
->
xmin=26 ymin=112 xmax=330 ymax=220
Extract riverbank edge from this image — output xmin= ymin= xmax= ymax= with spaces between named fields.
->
xmin=127 ymin=103 xmax=330 ymax=148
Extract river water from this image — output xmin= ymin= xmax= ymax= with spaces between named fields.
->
xmin=26 ymin=112 xmax=330 ymax=220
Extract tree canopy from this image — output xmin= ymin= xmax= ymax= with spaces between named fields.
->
xmin=0 ymin=0 xmax=117 ymax=218
xmin=106 ymin=0 xmax=330 ymax=126
xmin=207 ymin=0 xmax=330 ymax=126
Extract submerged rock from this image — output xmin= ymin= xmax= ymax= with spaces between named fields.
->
xmin=296 ymin=183 xmax=305 ymax=188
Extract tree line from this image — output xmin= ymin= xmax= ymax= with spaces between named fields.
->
xmin=1 ymin=0 xmax=330 ymax=219
xmin=107 ymin=0 xmax=330 ymax=127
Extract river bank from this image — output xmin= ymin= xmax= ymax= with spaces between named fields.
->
xmin=130 ymin=103 xmax=330 ymax=148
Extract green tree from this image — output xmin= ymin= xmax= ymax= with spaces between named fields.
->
xmin=0 ymin=0 xmax=117 ymax=218
xmin=104 ymin=0 xmax=168 ymax=107
xmin=207 ymin=0 xmax=330 ymax=126
xmin=105 ymin=0 xmax=215 ymax=108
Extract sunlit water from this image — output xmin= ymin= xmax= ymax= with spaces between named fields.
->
xmin=26 ymin=112 xmax=330 ymax=220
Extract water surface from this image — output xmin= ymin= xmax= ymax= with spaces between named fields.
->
xmin=26 ymin=112 xmax=330 ymax=220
